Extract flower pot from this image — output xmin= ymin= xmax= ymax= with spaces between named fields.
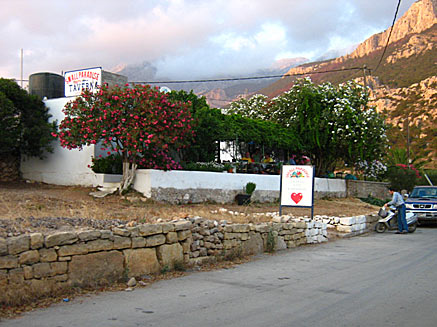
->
xmin=235 ymin=194 xmax=251 ymax=205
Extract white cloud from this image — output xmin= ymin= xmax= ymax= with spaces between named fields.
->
xmin=0 ymin=0 xmax=417 ymax=80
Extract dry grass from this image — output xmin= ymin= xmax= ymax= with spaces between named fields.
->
xmin=0 ymin=181 xmax=379 ymax=224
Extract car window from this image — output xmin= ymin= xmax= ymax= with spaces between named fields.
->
xmin=411 ymin=188 xmax=437 ymax=198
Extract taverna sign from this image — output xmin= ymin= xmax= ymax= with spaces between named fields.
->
xmin=64 ymin=67 xmax=102 ymax=97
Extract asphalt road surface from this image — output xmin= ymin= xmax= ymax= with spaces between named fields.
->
xmin=2 ymin=227 xmax=437 ymax=327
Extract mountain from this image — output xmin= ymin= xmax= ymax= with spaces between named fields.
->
xmin=262 ymin=0 xmax=437 ymax=95
xmin=164 ymin=57 xmax=309 ymax=108
xmin=259 ymin=0 xmax=437 ymax=167
xmin=348 ymin=0 xmax=437 ymax=59
xmin=114 ymin=57 xmax=308 ymax=109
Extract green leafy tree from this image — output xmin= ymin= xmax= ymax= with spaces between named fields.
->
xmin=386 ymin=148 xmax=426 ymax=169
xmin=56 ymin=84 xmax=194 ymax=193
xmin=0 ymin=93 xmax=20 ymax=154
xmin=230 ymin=78 xmax=388 ymax=176
xmin=167 ymin=90 xmax=223 ymax=162
xmin=0 ymin=78 xmax=56 ymax=158
xmin=168 ymin=90 xmax=300 ymax=163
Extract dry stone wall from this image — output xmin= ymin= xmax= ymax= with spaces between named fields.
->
xmin=346 ymin=180 xmax=389 ymax=200
xmin=0 ymin=212 xmax=378 ymax=306
xmin=0 ymin=217 xmax=332 ymax=305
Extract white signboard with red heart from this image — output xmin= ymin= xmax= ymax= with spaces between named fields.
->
xmin=280 ymin=165 xmax=314 ymax=208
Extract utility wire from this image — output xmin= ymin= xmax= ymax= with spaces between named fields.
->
xmin=12 ymin=66 xmax=364 ymax=89
xmin=129 ymin=67 xmax=364 ymax=85
xmin=374 ymin=0 xmax=402 ymax=72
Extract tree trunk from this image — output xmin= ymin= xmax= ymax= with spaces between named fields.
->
xmin=120 ymin=158 xmax=137 ymax=195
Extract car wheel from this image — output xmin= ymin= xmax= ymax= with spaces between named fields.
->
xmin=375 ymin=222 xmax=387 ymax=233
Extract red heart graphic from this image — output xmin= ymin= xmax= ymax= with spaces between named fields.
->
xmin=291 ymin=192 xmax=303 ymax=204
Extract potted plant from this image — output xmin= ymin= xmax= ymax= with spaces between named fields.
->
xmin=223 ymin=162 xmax=233 ymax=173
xmin=236 ymin=182 xmax=256 ymax=205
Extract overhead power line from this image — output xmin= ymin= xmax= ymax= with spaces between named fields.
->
xmin=10 ymin=66 xmax=365 ymax=89
xmin=129 ymin=67 xmax=365 ymax=85
xmin=374 ymin=0 xmax=402 ymax=72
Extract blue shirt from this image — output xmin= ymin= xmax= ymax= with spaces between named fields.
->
xmin=388 ymin=191 xmax=404 ymax=207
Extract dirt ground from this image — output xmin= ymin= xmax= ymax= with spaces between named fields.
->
xmin=0 ymin=181 xmax=380 ymax=317
xmin=0 ymin=181 xmax=379 ymax=226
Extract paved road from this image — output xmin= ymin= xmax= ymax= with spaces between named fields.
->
xmin=2 ymin=228 xmax=437 ymax=327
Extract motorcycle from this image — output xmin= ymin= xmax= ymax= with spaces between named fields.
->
xmin=375 ymin=206 xmax=418 ymax=233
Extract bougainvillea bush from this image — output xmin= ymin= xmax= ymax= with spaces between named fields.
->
xmin=385 ymin=164 xmax=422 ymax=192
xmin=55 ymin=83 xmax=194 ymax=192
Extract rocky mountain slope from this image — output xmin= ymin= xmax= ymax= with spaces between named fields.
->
xmin=347 ymin=0 xmax=436 ymax=59
xmin=174 ymin=57 xmax=309 ymax=108
xmin=115 ymin=58 xmax=309 ymax=109
xmin=260 ymin=0 xmax=436 ymax=167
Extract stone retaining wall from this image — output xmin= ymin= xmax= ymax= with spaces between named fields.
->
xmin=346 ymin=179 xmax=389 ymax=200
xmin=0 ymin=218 xmax=328 ymax=306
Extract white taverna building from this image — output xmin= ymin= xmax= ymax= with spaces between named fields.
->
xmin=21 ymin=67 xmax=346 ymax=204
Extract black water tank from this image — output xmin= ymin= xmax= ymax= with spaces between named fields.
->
xmin=29 ymin=72 xmax=65 ymax=99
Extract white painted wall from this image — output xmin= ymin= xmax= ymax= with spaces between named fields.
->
xmin=20 ymin=97 xmax=97 ymax=186
xmin=19 ymin=97 xmax=347 ymax=195
xmin=133 ymin=169 xmax=346 ymax=197
xmin=315 ymin=177 xmax=346 ymax=193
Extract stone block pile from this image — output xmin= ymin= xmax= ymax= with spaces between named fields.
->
xmin=304 ymin=220 xmax=328 ymax=244
xmin=312 ymin=215 xmax=342 ymax=228
xmin=311 ymin=214 xmax=377 ymax=236
xmin=336 ymin=215 xmax=368 ymax=234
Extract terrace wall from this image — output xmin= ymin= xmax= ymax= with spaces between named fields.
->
xmin=0 ymin=218 xmax=324 ymax=305
xmin=0 ymin=212 xmax=378 ymax=306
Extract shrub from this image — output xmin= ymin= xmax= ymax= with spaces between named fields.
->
xmin=181 ymin=161 xmax=225 ymax=172
xmin=266 ymin=229 xmax=276 ymax=253
xmin=359 ymin=196 xmax=387 ymax=207
xmin=0 ymin=78 xmax=56 ymax=158
xmin=173 ymin=261 xmax=186 ymax=272
xmin=385 ymin=164 xmax=421 ymax=192
xmin=244 ymin=182 xmax=256 ymax=195
xmin=89 ymin=154 xmax=123 ymax=174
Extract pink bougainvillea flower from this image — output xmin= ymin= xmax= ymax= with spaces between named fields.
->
xmin=57 ymin=83 xmax=193 ymax=171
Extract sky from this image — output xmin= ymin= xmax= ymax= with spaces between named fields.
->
xmin=0 ymin=0 xmax=417 ymax=82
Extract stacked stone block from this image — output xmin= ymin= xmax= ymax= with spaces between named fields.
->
xmin=336 ymin=215 xmax=367 ymax=234
xmin=311 ymin=214 xmax=377 ymax=236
